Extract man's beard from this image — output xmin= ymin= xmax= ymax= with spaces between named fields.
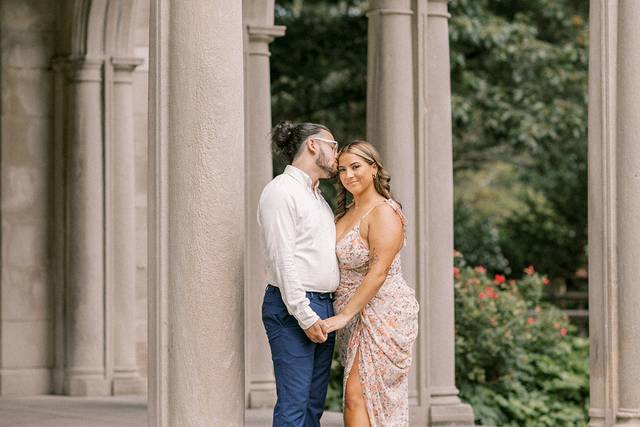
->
xmin=316 ymin=151 xmax=337 ymax=178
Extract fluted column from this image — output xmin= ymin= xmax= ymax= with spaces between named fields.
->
xmin=245 ymin=19 xmax=285 ymax=408
xmin=110 ymin=57 xmax=145 ymax=395
xmin=588 ymin=2 xmax=617 ymax=425
xmin=148 ymin=0 xmax=246 ymax=425
xmin=615 ymin=1 xmax=640 ymax=424
xmin=423 ymin=1 xmax=474 ymax=424
xmin=587 ymin=1 xmax=640 ymax=426
xmin=63 ymin=58 xmax=110 ymax=396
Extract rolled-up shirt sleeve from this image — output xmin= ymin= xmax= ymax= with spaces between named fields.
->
xmin=258 ymin=186 xmax=320 ymax=330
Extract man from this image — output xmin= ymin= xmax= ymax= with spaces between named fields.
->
xmin=258 ymin=121 xmax=340 ymax=427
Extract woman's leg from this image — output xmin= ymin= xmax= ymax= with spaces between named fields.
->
xmin=343 ymin=349 xmax=371 ymax=427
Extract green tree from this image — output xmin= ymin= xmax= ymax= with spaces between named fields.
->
xmin=449 ymin=0 xmax=589 ymax=279
xmin=271 ymin=0 xmax=368 ymax=176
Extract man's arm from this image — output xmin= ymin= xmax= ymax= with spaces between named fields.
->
xmin=258 ymin=186 xmax=326 ymax=342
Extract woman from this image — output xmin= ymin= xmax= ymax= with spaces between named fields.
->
xmin=322 ymin=141 xmax=419 ymax=427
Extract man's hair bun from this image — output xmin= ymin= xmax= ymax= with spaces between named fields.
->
xmin=271 ymin=121 xmax=330 ymax=163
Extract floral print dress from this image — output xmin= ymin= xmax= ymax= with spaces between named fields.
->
xmin=334 ymin=199 xmax=419 ymax=427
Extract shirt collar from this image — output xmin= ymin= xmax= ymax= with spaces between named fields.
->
xmin=285 ymin=165 xmax=321 ymax=195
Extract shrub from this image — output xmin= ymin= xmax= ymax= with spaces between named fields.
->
xmin=454 ymin=252 xmax=589 ymax=426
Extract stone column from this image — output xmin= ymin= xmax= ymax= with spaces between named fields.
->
xmin=110 ymin=57 xmax=146 ymax=395
xmin=589 ymin=1 xmax=640 ymax=426
xmin=366 ymin=0 xmax=422 ymax=420
xmin=63 ymin=58 xmax=110 ymax=396
xmin=423 ymin=1 xmax=474 ymax=424
xmin=245 ymin=21 xmax=285 ymax=408
xmin=367 ymin=1 xmax=417 ymax=246
xmin=148 ymin=1 xmax=246 ymax=425
xmin=615 ymin=1 xmax=640 ymax=424
xmin=587 ymin=2 xmax=617 ymax=425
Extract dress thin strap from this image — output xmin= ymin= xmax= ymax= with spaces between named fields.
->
xmin=358 ymin=200 xmax=391 ymax=226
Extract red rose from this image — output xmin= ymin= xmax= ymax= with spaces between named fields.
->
xmin=494 ymin=274 xmax=506 ymax=285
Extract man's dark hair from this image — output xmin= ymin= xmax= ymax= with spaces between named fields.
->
xmin=271 ymin=121 xmax=329 ymax=163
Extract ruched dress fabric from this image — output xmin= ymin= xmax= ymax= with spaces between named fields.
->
xmin=334 ymin=199 xmax=419 ymax=427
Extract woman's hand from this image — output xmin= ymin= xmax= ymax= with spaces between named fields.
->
xmin=322 ymin=313 xmax=351 ymax=334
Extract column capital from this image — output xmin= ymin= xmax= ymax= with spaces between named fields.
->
xmin=52 ymin=56 xmax=104 ymax=82
xmin=111 ymin=57 xmax=145 ymax=83
xmin=111 ymin=56 xmax=145 ymax=71
xmin=367 ymin=0 xmax=412 ymax=14
xmin=247 ymin=25 xmax=285 ymax=57
xmin=366 ymin=9 xmax=413 ymax=17
xmin=427 ymin=0 xmax=451 ymax=19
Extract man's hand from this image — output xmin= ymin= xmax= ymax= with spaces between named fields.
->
xmin=304 ymin=319 xmax=328 ymax=343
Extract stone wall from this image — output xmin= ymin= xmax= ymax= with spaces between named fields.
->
xmin=0 ymin=0 xmax=56 ymax=395
xmin=0 ymin=0 xmax=151 ymax=395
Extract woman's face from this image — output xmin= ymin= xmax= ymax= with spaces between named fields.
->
xmin=337 ymin=151 xmax=377 ymax=196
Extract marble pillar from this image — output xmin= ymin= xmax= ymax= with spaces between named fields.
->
xmin=424 ymin=1 xmax=474 ymax=424
xmin=588 ymin=1 xmax=640 ymax=426
xmin=63 ymin=58 xmax=110 ymax=397
xmin=110 ymin=57 xmax=146 ymax=395
xmin=587 ymin=1 xmax=617 ymax=424
xmin=148 ymin=0 xmax=246 ymax=425
xmin=614 ymin=1 xmax=640 ymax=423
xmin=244 ymin=17 xmax=285 ymax=408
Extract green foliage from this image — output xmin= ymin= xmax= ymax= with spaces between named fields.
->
xmin=271 ymin=0 xmax=368 ymax=178
xmin=325 ymin=348 xmax=344 ymax=411
xmin=449 ymin=0 xmax=589 ymax=279
xmin=271 ymin=0 xmax=368 ymax=202
xmin=454 ymin=253 xmax=589 ymax=426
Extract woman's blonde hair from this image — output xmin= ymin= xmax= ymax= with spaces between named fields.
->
xmin=335 ymin=140 xmax=399 ymax=221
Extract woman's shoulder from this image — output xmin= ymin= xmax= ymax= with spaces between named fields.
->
xmin=368 ymin=199 xmax=406 ymax=229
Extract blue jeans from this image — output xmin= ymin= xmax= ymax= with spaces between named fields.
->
xmin=262 ymin=285 xmax=336 ymax=427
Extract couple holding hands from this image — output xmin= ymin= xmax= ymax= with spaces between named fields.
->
xmin=258 ymin=121 xmax=419 ymax=427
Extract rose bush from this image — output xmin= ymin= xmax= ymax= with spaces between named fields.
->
xmin=454 ymin=252 xmax=589 ymax=426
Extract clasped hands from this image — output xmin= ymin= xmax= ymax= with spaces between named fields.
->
xmin=303 ymin=313 xmax=350 ymax=343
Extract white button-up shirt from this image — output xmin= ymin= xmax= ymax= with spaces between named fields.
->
xmin=257 ymin=165 xmax=340 ymax=329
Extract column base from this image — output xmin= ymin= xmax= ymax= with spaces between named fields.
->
xmin=112 ymin=376 xmax=147 ymax=395
xmin=616 ymin=411 xmax=640 ymax=427
xmin=0 ymin=368 xmax=51 ymax=396
xmin=429 ymin=394 xmax=475 ymax=426
xmin=65 ymin=376 xmax=110 ymax=396
xmin=248 ymin=387 xmax=276 ymax=408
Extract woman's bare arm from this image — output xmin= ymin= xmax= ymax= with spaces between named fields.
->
xmin=323 ymin=204 xmax=404 ymax=332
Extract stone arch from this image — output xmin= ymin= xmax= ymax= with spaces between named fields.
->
xmin=57 ymin=0 xmax=137 ymax=59
xmin=52 ymin=0 xmax=143 ymax=396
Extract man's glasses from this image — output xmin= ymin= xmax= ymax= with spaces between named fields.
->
xmin=314 ymin=137 xmax=339 ymax=153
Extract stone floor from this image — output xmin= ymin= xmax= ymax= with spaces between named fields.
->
xmin=0 ymin=395 xmax=344 ymax=426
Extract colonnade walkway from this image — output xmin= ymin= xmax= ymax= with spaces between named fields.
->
xmin=0 ymin=396 xmax=343 ymax=427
